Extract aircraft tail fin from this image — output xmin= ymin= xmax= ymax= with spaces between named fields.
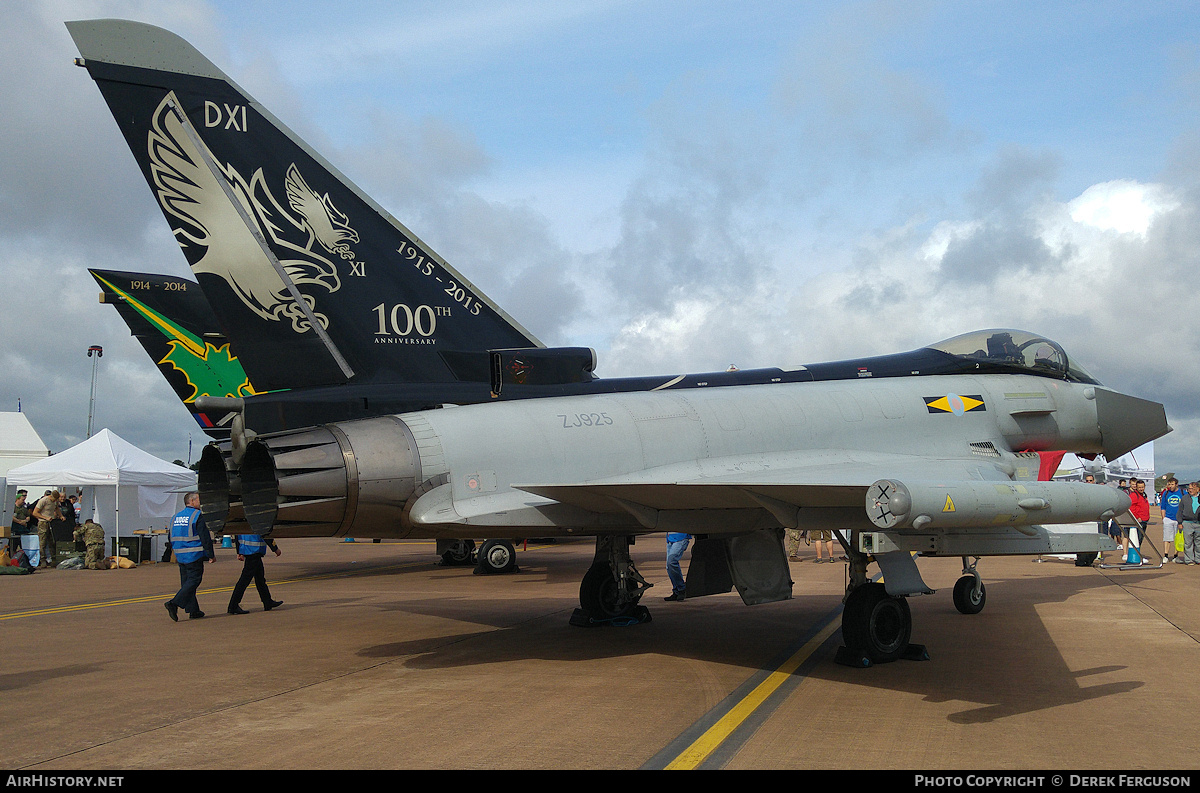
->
xmin=89 ymin=269 xmax=257 ymax=437
xmin=70 ymin=19 xmax=541 ymax=393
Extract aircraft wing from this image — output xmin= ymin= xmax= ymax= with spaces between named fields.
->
xmin=510 ymin=453 xmax=993 ymax=530
xmin=508 ymin=453 xmax=1122 ymax=607
xmin=511 ymin=452 xmax=1128 ymax=540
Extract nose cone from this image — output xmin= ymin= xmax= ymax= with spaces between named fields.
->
xmin=1094 ymin=387 xmax=1170 ymax=460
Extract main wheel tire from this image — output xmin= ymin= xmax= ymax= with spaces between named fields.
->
xmin=579 ymin=563 xmax=640 ymax=619
xmin=476 ymin=539 xmax=517 ymax=574
xmin=952 ymin=575 xmax=986 ymax=614
xmin=1075 ymin=552 xmax=1098 ymax=567
xmin=841 ymin=582 xmax=912 ymax=663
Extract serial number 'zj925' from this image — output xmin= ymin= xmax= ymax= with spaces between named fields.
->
xmin=558 ymin=413 xmax=614 ymax=428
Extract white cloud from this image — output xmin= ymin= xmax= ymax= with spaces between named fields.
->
xmin=1067 ymin=179 xmax=1181 ymax=236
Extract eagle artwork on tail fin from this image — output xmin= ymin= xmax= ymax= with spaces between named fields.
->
xmin=146 ymin=93 xmax=355 ymax=334
xmin=284 ymin=164 xmax=360 ymax=261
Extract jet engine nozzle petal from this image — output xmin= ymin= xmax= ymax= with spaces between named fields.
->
xmin=197 ymin=416 xmax=422 ymax=538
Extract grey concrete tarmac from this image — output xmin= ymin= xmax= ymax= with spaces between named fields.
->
xmin=2 ymin=526 xmax=1196 ymax=770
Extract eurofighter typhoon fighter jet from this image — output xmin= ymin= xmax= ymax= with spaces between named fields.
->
xmin=69 ymin=19 xmax=1169 ymax=665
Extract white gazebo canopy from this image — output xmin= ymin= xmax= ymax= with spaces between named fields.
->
xmin=0 ymin=412 xmax=50 ymax=478
xmin=6 ymin=429 xmax=196 ymax=549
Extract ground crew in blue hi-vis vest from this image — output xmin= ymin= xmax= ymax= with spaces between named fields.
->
xmin=165 ymin=492 xmax=214 ymax=621
xmin=227 ymin=532 xmax=283 ymax=615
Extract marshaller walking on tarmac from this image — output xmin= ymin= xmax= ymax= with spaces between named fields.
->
xmin=165 ymin=492 xmax=215 ymax=621
xmin=227 ymin=534 xmax=283 ymax=614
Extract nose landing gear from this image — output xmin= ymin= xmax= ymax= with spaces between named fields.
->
xmin=835 ymin=533 xmax=928 ymax=667
xmin=952 ymin=556 xmax=986 ymax=615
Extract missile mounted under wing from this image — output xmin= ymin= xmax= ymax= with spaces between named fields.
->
xmin=70 ymin=19 xmax=1171 ymax=666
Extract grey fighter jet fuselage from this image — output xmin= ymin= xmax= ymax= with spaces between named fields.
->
xmin=229 ymin=348 xmax=1140 ymax=540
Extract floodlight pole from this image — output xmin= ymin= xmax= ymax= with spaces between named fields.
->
xmin=86 ymin=345 xmax=103 ymax=438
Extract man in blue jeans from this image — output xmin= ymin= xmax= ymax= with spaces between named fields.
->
xmin=1178 ymin=482 xmax=1200 ymax=565
xmin=664 ymin=532 xmax=691 ymax=602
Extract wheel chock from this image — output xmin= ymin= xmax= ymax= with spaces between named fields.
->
xmin=835 ymin=642 xmax=929 ymax=667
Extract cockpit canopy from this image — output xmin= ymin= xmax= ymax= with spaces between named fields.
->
xmin=925 ymin=329 xmax=1100 ymax=384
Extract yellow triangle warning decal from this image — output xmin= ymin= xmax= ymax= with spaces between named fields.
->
xmin=943 ymin=495 xmax=956 ymax=513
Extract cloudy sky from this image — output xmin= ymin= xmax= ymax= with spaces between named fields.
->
xmin=2 ymin=0 xmax=1198 ymax=478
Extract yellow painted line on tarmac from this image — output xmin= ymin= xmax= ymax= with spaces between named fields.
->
xmin=4 ymin=593 xmax=183 ymax=619
xmin=663 ymin=617 xmax=842 ymax=770
xmin=1 ymin=557 xmax=430 ymax=621
xmin=0 ymin=540 xmax=568 ymax=621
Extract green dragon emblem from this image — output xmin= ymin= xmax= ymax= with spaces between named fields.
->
xmin=159 ymin=338 xmax=257 ymax=402
xmin=94 ymin=274 xmax=258 ymax=402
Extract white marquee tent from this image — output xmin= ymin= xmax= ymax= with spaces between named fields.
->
xmin=0 ymin=412 xmax=50 ymax=478
xmin=5 ymin=429 xmax=196 ymax=556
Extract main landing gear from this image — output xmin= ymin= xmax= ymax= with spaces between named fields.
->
xmin=571 ymin=535 xmax=652 ymax=626
xmin=835 ymin=532 xmax=927 ymax=667
xmin=439 ymin=539 xmax=475 ymax=566
xmin=474 ymin=539 xmax=518 ymax=575
xmin=840 ymin=582 xmax=913 ymax=664
xmin=438 ymin=539 xmax=519 ymax=575
xmin=836 ymin=546 xmax=992 ymax=666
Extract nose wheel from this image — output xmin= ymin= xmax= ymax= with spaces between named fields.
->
xmin=952 ymin=556 xmax=986 ymax=615
xmin=952 ymin=575 xmax=986 ymax=614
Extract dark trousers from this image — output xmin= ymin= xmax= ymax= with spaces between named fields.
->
xmin=229 ymin=554 xmax=272 ymax=608
xmin=170 ymin=560 xmax=205 ymax=615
